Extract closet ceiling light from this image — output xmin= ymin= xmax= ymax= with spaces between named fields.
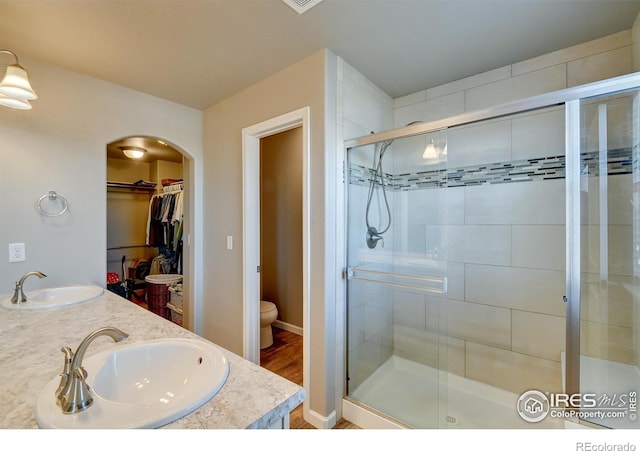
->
xmin=121 ymin=146 xmax=147 ymax=159
xmin=0 ymin=50 xmax=37 ymax=109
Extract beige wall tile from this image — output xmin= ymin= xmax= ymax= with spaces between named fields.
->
xmin=513 ymin=30 xmax=631 ymax=76
xmin=447 ymin=225 xmax=512 ymax=266
xmin=442 ymin=299 xmax=512 ymax=349
xmin=568 ymin=46 xmax=633 ymax=87
xmin=394 ymin=90 xmax=427 ymax=109
xmin=395 ymin=91 xmax=465 ymax=127
xmin=511 ymin=107 xmax=565 ymax=161
xmin=393 ymin=290 xmax=427 ymax=329
xmin=348 ymin=303 xmax=365 ymax=352
xmin=512 ymin=311 xmax=566 ymax=362
xmin=349 ymin=325 xmax=393 ymax=391
xmin=404 ymin=186 xmax=464 ymax=226
xmin=580 ymin=96 xmax=634 ymax=155
xmin=580 ymin=275 xmax=634 ymax=328
xmin=363 ymin=294 xmax=394 ymax=342
xmin=635 ymin=294 xmax=640 ymax=368
xmin=464 ymin=179 xmax=565 ymax=225
xmin=512 ymin=225 xmax=565 ymax=271
xmin=581 ymin=320 xmax=634 ymax=364
xmin=582 ymin=174 xmax=633 ymax=227
xmin=465 ymin=264 xmax=566 ymax=317
xmin=581 ymin=225 xmax=633 ymax=277
xmin=393 ymin=325 xmax=465 ymax=377
xmin=439 ymin=336 xmax=465 ymax=377
xmin=393 ymin=324 xmax=439 ymax=368
xmin=343 ymin=60 xmax=394 ymax=135
xmin=423 ymin=262 xmax=465 ymax=302
xmin=447 ymin=118 xmax=511 ymax=168
xmin=465 ymin=65 xmax=566 ymax=112
xmin=466 ymin=342 xmax=562 ymax=394
xmin=427 ymin=66 xmax=511 ymax=100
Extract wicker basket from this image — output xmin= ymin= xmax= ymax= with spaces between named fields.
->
xmin=167 ymin=302 xmax=183 ymax=326
xmin=146 ymin=283 xmax=169 ymax=319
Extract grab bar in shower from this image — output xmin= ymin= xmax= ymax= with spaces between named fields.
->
xmin=347 ymin=266 xmax=447 ymax=294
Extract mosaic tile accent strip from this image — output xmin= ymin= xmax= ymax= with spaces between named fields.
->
xmin=348 ymin=148 xmax=632 ymax=191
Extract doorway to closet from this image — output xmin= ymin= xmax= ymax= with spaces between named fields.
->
xmin=106 ymin=135 xmax=187 ymax=328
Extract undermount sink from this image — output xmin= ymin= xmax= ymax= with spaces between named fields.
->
xmin=0 ymin=285 xmax=104 ymax=310
xmin=35 ymin=338 xmax=229 ymax=429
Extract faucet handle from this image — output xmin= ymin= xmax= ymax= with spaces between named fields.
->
xmin=55 ymin=347 xmax=74 ymax=400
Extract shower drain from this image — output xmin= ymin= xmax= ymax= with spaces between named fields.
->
xmin=444 ymin=415 xmax=460 ymax=425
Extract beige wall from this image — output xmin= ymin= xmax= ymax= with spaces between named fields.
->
xmin=260 ymin=127 xmax=303 ymax=328
xmin=150 ymin=160 xmax=183 ymax=194
xmin=106 ymin=158 xmax=158 ymax=275
xmin=0 ymin=56 xmax=202 ymax=296
xmin=202 ymin=49 xmax=337 ymax=419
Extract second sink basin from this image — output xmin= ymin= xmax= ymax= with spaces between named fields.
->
xmin=0 ymin=285 xmax=104 ymax=310
xmin=35 ymin=338 xmax=230 ymax=428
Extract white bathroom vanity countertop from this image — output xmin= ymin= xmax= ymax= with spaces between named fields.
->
xmin=0 ymin=289 xmax=305 ymax=429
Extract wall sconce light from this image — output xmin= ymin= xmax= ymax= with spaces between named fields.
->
xmin=422 ymin=140 xmax=438 ymax=159
xmin=0 ymin=50 xmax=38 ymax=110
xmin=120 ymin=146 xmax=147 ymax=159
xmin=422 ymin=139 xmax=448 ymax=160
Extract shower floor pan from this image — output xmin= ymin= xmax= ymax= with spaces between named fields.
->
xmin=349 ymin=355 xmax=563 ymax=429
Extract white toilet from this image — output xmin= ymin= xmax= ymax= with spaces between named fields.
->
xmin=260 ymin=301 xmax=278 ymax=349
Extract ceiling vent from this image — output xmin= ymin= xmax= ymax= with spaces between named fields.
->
xmin=281 ymin=0 xmax=324 ymax=14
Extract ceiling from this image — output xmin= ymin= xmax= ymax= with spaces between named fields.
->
xmin=1 ymin=0 xmax=640 ymax=112
xmin=106 ymin=136 xmax=184 ymax=163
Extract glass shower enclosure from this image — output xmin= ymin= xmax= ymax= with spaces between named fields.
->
xmin=345 ymin=73 xmax=640 ymax=429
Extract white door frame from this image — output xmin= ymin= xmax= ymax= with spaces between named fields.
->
xmin=242 ymin=106 xmax=311 ymax=415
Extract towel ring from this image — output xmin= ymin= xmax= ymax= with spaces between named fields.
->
xmin=37 ymin=191 xmax=68 ymax=217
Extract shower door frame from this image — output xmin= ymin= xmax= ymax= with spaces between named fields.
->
xmin=343 ymin=72 xmax=640 ymax=429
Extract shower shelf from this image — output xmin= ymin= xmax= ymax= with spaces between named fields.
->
xmin=347 ymin=265 xmax=447 ymax=294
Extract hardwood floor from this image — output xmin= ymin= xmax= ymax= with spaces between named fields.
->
xmin=260 ymin=327 xmax=359 ymax=429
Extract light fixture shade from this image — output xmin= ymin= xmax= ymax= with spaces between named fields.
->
xmin=0 ymin=64 xmax=38 ymax=100
xmin=0 ymin=92 xmax=31 ymax=110
xmin=121 ymin=147 xmax=146 ymax=159
xmin=422 ymin=142 xmax=438 ymax=160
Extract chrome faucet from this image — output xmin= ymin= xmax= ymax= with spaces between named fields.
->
xmin=57 ymin=326 xmax=129 ymax=414
xmin=11 ymin=271 xmax=47 ymax=304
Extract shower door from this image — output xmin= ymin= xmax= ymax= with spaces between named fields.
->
xmin=571 ymin=89 xmax=640 ymax=429
xmin=346 ymin=129 xmax=449 ymax=428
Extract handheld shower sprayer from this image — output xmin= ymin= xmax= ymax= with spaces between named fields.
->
xmin=365 ymin=121 xmax=423 ymax=249
xmin=365 ymin=139 xmax=392 ymax=249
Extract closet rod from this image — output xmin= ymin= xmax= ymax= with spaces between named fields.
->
xmin=107 ymin=245 xmax=150 ymax=250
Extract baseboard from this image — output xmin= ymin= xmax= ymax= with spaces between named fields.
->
xmin=273 ymin=320 xmax=302 ymax=336
xmin=304 ymin=406 xmax=336 ymax=429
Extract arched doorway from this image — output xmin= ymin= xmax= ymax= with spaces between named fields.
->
xmin=105 ymin=135 xmax=192 ymax=328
